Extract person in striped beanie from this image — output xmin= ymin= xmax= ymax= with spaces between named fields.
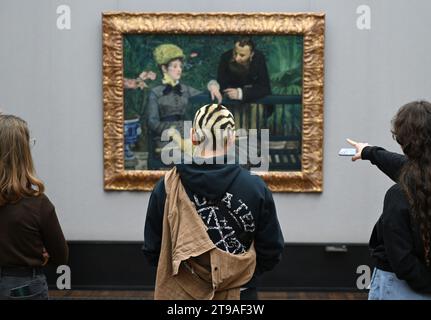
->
xmin=143 ymin=103 xmax=284 ymax=300
xmin=191 ymin=104 xmax=236 ymax=158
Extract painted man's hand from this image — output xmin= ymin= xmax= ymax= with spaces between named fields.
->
xmin=224 ymin=88 xmax=240 ymax=100
xmin=209 ymin=86 xmax=223 ymax=104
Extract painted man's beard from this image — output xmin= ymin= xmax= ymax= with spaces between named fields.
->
xmin=228 ymin=59 xmax=250 ymax=80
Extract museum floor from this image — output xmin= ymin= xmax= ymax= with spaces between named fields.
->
xmin=48 ymin=290 xmax=368 ymax=300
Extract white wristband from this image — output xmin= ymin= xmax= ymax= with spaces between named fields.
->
xmin=237 ymin=88 xmax=243 ymax=100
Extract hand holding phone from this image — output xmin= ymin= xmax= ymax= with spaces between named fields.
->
xmin=346 ymin=138 xmax=370 ymax=161
xmin=338 ymin=148 xmax=357 ymax=156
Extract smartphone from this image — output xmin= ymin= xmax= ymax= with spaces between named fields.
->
xmin=10 ymin=284 xmax=32 ymax=297
xmin=338 ymin=148 xmax=356 ymax=156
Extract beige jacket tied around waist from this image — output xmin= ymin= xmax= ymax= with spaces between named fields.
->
xmin=154 ymin=167 xmax=256 ymax=300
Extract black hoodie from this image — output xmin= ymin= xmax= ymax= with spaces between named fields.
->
xmin=362 ymin=146 xmax=431 ymax=292
xmin=143 ymin=156 xmax=284 ymax=288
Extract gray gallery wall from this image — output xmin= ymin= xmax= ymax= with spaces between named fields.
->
xmin=1 ymin=0 xmax=430 ymax=243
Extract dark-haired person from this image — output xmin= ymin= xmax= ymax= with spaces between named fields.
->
xmin=217 ymin=37 xmax=271 ymax=103
xmin=0 ymin=115 xmax=68 ymax=300
xmin=214 ymin=37 xmax=272 ymax=129
xmin=349 ymin=100 xmax=431 ymax=299
xmin=143 ymin=104 xmax=284 ymax=300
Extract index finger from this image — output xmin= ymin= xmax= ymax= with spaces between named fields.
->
xmin=346 ymin=138 xmax=358 ymax=146
xmin=217 ymin=94 xmax=222 ymax=104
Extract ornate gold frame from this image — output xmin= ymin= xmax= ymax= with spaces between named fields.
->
xmin=103 ymin=12 xmax=325 ymax=192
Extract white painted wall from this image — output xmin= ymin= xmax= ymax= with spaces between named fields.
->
xmin=1 ymin=0 xmax=429 ymax=242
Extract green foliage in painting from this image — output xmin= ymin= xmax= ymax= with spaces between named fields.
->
xmin=123 ymin=34 xmax=303 ymax=119
xmin=122 ymin=34 xmax=304 ymax=171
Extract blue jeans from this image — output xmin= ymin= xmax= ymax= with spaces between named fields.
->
xmin=0 ymin=272 xmax=48 ymax=300
xmin=368 ymin=268 xmax=431 ymax=300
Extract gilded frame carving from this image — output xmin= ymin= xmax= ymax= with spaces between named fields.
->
xmin=102 ymin=12 xmax=325 ymax=192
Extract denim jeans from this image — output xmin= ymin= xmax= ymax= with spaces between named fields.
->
xmin=368 ymin=268 xmax=431 ymax=300
xmin=0 ymin=272 xmax=48 ymax=300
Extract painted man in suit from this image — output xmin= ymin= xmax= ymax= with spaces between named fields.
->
xmin=213 ymin=37 xmax=272 ymax=129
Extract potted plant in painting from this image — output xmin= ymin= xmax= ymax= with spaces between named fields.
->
xmin=124 ymin=112 xmax=142 ymax=169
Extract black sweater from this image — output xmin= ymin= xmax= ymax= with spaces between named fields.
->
xmin=142 ymin=156 xmax=284 ymax=288
xmin=362 ymin=146 xmax=431 ymax=292
xmin=0 ymin=194 xmax=68 ymax=267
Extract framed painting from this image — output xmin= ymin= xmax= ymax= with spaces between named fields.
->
xmin=102 ymin=12 xmax=325 ymax=192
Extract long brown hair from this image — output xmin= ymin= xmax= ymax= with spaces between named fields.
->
xmin=392 ymin=100 xmax=431 ymax=266
xmin=0 ymin=115 xmax=44 ymax=206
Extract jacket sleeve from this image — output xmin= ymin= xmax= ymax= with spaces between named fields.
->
xmin=217 ymin=51 xmax=231 ymax=92
xmin=147 ymin=90 xmax=162 ymax=134
xmin=382 ymin=188 xmax=431 ymax=292
xmin=253 ymin=186 xmax=284 ymax=276
xmin=361 ymin=146 xmax=407 ymax=182
xmin=142 ymin=179 xmax=166 ymax=267
xmin=39 ymin=196 xmax=69 ymax=266
xmin=242 ymin=53 xmax=271 ymax=102
xmin=185 ymin=85 xmax=202 ymax=98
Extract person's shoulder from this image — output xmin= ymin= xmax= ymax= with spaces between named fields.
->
xmin=253 ymin=49 xmax=266 ymax=60
xmin=221 ymin=49 xmax=233 ymax=60
xmin=147 ymin=177 xmax=167 ymax=211
xmin=180 ymin=83 xmax=198 ymax=92
xmin=385 ymin=184 xmax=405 ymax=198
xmin=22 ymin=193 xmax=55 ymax=213
xmin=37 ymin=193 xmax=54 ymax=209
xmin=237 ymin=168 xmax=269 ymax=193
xmin=151 ymin=177 xmax=166 ymax=196
xmin=382 ymin=184 xmax=413 ymax=228
xmin=150 ymin=85 xmax=164 ymax=96
xmin=155 ymin=176 xmax=165 ymax=189
xmin=384 ymin=184 xmax=410 ymax=211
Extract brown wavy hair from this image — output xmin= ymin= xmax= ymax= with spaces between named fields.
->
xmin=392 ymin=100 xmax=431 ymax=266
xmin=0 ymin=115 xmax=44 ymax=206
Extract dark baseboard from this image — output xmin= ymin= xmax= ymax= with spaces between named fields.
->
xmin=45 ymin=241 xmax=373 ymax=291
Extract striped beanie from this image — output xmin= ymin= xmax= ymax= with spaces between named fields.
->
xmin=192 ymin=104 xmax=235 ymax=149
